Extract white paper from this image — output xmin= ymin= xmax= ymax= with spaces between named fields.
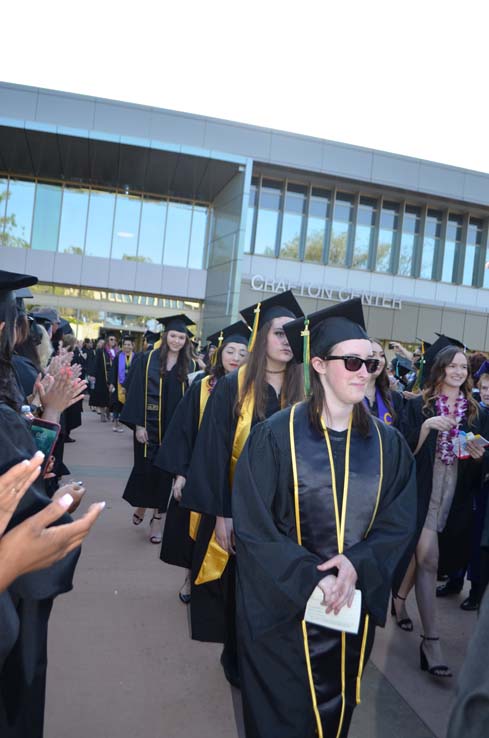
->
xmin=304 ymin=587 xmax=362 ymax=634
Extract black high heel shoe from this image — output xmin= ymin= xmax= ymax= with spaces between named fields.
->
xmin=390 ymin=594 xmax=413 ymax=632
xmin=419 ymin=636 xmax=452 ymax=678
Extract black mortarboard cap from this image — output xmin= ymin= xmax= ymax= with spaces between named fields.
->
xmin=284 ymin=298 xmax=368 ymax=365
xmin=143 ymin=330 xmax=160 ymax=345
xmin=0 ymin=269 xmax=38 ymax=294
xmin=421 ymin=333 xmax=467 ymax=387
xmin=15 ymin=287 xmax=34 ymax=299
xmin=157 ymin=313 xmax=195 ymax=335
xmin=60 ymin=318 xmax=74 ymax=335
xmin=240 ymin=290 xmax=304 ymax=352
xmin=31 ymin=308 xmax=60 ymax=326
xmin=433 ymin=332 xmax=467 ymax=351
xmin=206 ymin=321 xmax=250 ymax=348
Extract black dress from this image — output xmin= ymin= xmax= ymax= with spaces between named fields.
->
xmin=0 ymin=403 xmax=80 ymax=738
xmin=120 ymin=350 xmax=188 ymax=510
xmin=399 ymin=395 xmax=489 ymax=574
xmin=181 ymin=370 xmax=281 ymax=644
xmin=91 ymin=348 xmax=114 ymax=408
xmin=233 ymin=402 xmax=417 ymax=738
xmin=109 ymin=351 xmax=136 ymax=415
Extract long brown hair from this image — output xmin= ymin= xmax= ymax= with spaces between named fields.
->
xmin=422 ymin=346 xmax=479 ymax=426
xmin=158 ymin=331 xmax=193 ymax=383
xmin=371 ymin=339 xmax=395 ymax=419
xmin=235 ymin=319 xmax=303 ymax=420
xmin=307 ymin=363 xmax=371 ymax=437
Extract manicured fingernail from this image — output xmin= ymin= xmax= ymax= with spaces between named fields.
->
xmin=34 ymin=451 xmax=45 ymax=459
xmin=98 ymin=501 xmax=106 ymax=510
xmin=59 ymin=493 xmax=73 ymax=509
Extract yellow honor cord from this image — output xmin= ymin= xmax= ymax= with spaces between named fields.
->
xmin=247 ymin=302 xmax=261 ymax=353
xmin=210 ymin=331 xmax=224 ymax=366
xmin=301 ymin=319 xmax=311 ymax=396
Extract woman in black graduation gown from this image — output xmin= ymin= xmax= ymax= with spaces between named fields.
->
xmin=232 ymin=298 xmax=418 ymax=738
xmin=120 ymin=314 xmax=195 ymax=544
xmin=397 ymin=340 xmax=489 ymax=678
xmin=109 ymin=335 xmax=136 ymax=432
xmin=181 ymin=290 xmax=304 ymax=685
xmin=155 ymin=321 xmax=249 ymax=603
xmin=364 ymin=339 xmax=404 ymax=427
xmin=91 ymin=333 xmax=117 ymax=421
xmin=0 ymin=269 xmax=104 ymax=738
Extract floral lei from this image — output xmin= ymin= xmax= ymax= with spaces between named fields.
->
xmin=435 ymin=393 xmax=468 ymax=465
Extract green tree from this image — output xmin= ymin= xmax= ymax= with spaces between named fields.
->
xmin=122 ymin=254 xmax=151 ymax=263
xmin=0 ymin=186 xmax=31 ymax=249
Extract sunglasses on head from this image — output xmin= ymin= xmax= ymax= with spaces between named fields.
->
xmin=325 ymin=355 xmax=380 ymax=373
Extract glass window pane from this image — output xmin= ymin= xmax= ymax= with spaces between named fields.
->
xmin=398 ymin=233 xmax=416 ymax=276
xmin=164 ymin=201 xmax=192 ymax=267
xmin=329 ymin=222 xmax=349 ymax=266
xmin=260 ymin=179 xmax=282 ymax=209
xmin=254 ymin=209 xmax=279 ymax=256
xmin=138 ymin=198 xmax=167 ymax=264
xmin=111 ymin=194 xmax=141 ymax=261
xmin=420 ymin=236 xmax=437 ymax=279
xmin=0 ymin=178 xmax=8 ymax=230
xmin=85 ymin=190 xmax=116 ymax=258
xmin=309 ymin=194 xmax=330 ymax=219
xmin=333 ymin=195 xmax=354 ymax=223
xmin=352 ymin=224 xmax=372 ymax=269
xmin=304 ymin=216 xmax=325 ymax=263
xmin=462 ymin=244 xmax=475 ymax=286
xmin=280 ymin=212 xmax=302 ymax=259
xmin=244 ymin=184 xmax=257 ymax=254
xmin=3 ymin=179 xmax=35 ymax=248
xmin=376 ymin=228 xmax=395 ymax=272
xmin=31 ymin=183 xmax=62 ymax=252
xmin=442 ymin=241 xmax=456 ymax=282
xmin=188 ymin=205 xmax=208 ymax=269
xmin=58 ymin=187 xmax=89 ymax=255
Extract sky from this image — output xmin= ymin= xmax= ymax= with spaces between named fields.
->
xmin=3 ymin=0 xmax=489 ymax=173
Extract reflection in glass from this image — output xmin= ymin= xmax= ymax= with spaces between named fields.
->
xmin=376 ymin=203 xmax=398 ymax=273
xmin=420 ymin=211 xmax=442 ymax=279
xmin=164 ymin=201 xmax=192 ymax=267
xmin=329 ymin=195 xmax=353 ymax=266
xmin=464 ymin=219 xmax=482 ymax=286
xmin=280 ymin=185 xmax=306 ymax=260
xmin=304 ymin=191 xmax=330 ymax=263
xmin=85 ymin=190 xmax=116 ymax=258
xmin=137 ymin=198 xmax=166 ymax=264
xmin=398 ymin=207 xmax=420 ymax=277
xmin=353 ymin=198 xmax=376 ymax=269
xmin=58 ymin=187 xmax=89 ymax=255
xmin=254 ymin=180 xmax=282 ymax=257
xmin=0 ymin=178 xmax=8 ymax=231
xmin=188 ymin=205 xmax=208 ymax=269
xmin=31 ymin=183 xmax=62 ymax=251
xmin=111 ymin=194 xmax=142 ymax=261
xmin=3 ymin=179 xmax=35 ymax=248
xmin=442 ymin=216 xmax=462 ymax=283
xmin=244 ymin=183 xmax=257 ymax=254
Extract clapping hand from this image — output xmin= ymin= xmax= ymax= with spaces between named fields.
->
xmin=0 ymin=452 xmax=44 ymax=535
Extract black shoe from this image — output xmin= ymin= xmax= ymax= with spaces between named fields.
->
xmin=436 ymin=580 xmax=463 ymax=597
xmin=460 ymin=593 xmax=479 ymax=611
xmin=390 ymin=594 xmax=413 ymax=632
xmin=220 ymin=650 xmax=240 ymax=689
xmin=64 ymin=436 xmax=76 ymax=443
xmin=178 ymin=592 xmax=191 ymax=604
xmin=419 ymin=636 xmax=452 ymax=678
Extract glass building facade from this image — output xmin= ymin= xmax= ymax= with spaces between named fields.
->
xmin=245 ymin=175 xmax=489 ymax=288
xmin=0 ymin=176 xmax=209 ymax=269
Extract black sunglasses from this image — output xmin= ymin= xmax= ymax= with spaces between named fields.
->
xmin=325 ymin=355 xmax=380 ymax=373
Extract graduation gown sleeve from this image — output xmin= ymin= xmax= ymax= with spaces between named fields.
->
xmin=153 ymin=377 xmax=202 ymax=477
xmin=119 ymin=352 xmax=147 ymax=429
xmin=342 ymin=423 xmax=417 ymax=626
xmin=233 ymin=419 xmax=324 ymax=640
xmin=181 ymin=372 xmax=237 ymax=518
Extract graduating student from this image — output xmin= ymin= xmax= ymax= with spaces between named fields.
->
xmin=364 ymin=339 xmax=404 ymax=427
xmin=92 ymin=333 xmax=117 ymax=421
xmin=155 ymin=321 xmax=249 ymax=604
xmin=120 ymin=314 xmax=195 ymax=544
xmin=181 ymin=290 xmax=304 ymax=685
xmin=231 ymin=298 xmax=418 ymax=738
xmin=109 ymin=335 xmax=136 ymax=432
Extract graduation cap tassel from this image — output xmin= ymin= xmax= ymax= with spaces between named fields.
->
xmin=210 ymin=331 xmax=224 ymax=366
xmin=301 ymin=318 xmax=311 ymax=397
xmin=247 ymin=302 xmax=261 ymax=353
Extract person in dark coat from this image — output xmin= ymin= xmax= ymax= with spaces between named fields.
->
xmin=108 ymin=335 xmax=136 ymax=432
xmin=398 ymin=340 xmax=489 ymax=678
xmin=92 ymin=333 xmax=117 ymax=421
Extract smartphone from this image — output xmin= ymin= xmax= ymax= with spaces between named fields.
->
xmin=30 ymin=418 xmax=61 ymax=474
xmin=388 ymin=342 xmax=395 ymax=350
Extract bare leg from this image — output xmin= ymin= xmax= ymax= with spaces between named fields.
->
xmin=393 ymin=556 xmax=416 ymax=621
xmin=415 ymin=527 xmax=449 ymax=669
xmin=149 ymin=508 xmax=163 ymax=543
xmin=132 ymin=507 xmax=146 ymax=525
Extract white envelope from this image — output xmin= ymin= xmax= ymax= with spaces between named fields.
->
xmin=304 ymin=587 xmax=362 ymax=634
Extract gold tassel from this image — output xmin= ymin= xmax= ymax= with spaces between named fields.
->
xmin=301 ymin=319 xmax=311 ymax=396
xmin=247 ymin=302 xmax=261 ymax=353
xmin=210 ymin=331 xmax=224 ymax=366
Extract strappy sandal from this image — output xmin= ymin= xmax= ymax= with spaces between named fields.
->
xmin=419 ymin=636 xmax=452 ymax=678
xmin=390 ymin=594 xmax=413 ymax=632
xmin=149 ymin=515 xmax=163 ymax=544
xmin=132 ymin=510 xmax=145 ymax=526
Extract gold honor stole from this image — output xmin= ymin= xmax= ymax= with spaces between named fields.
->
xmin=188 ymin=375 xmax=214 ymax=541
xmin=117 ymin=353 xmax=133 ymax=404
xmin=289 ymin=402 xmax=383 ymax=738
xmin=194 ymin=365 xmax=254 ymax=585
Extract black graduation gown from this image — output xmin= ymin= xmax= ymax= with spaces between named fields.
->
xmin=120 ymin=351 xmax=187 ymax=510
xmin=399 ymin=396 xmax=489 ymax=574
xmin=11 ymin=355 xmax=38 ymax=399
xmin=108 ymin=351 xmax=136 ymax=414
xmin=181 ymin=370 xmax=281 ymax=643
xmin=65 ymin=348 xmax=83 ymax=435
xmin=91 ymin=348 xmax=114 ymax=407
xmin=366 ymin=388 xmax=404 ymax=428
xmin=233 ymin=403 xmax=417 ymax=738
xmin=0 ymin=403 xmax=80 ymax=738
xmin=155 ymin=375 xmax=208 ymax=569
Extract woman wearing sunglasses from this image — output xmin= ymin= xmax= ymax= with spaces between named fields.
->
xmin=232 ymin=298 xmax=417 ymax=738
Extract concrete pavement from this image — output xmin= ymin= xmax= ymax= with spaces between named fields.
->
xmin=44 ymin=408 xmax=476 ymax=738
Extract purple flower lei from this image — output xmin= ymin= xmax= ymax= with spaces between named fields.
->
xmin=435 ymin=393 xmax=468 ymax=465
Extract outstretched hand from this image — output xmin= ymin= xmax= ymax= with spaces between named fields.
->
xmin=0 ymin=452 xmax=44 ymax=535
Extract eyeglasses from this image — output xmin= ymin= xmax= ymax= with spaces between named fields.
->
xmin=325 ymin=355 xmax=380 ymax=374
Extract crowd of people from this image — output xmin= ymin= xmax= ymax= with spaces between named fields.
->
xmin=1 ymin=265 xmax=489 ymax=737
